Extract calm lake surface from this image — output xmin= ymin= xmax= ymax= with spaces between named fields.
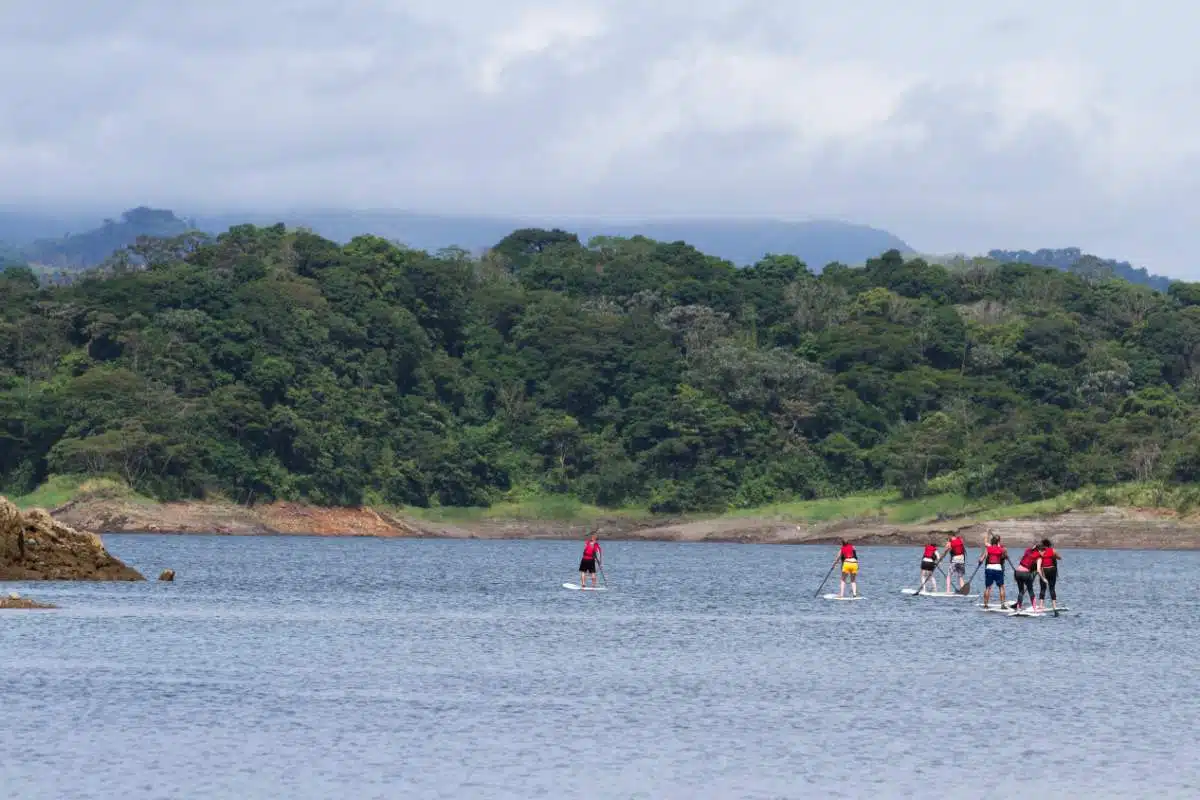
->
xmin=1 ymin=535 xmax=1196 ymax=799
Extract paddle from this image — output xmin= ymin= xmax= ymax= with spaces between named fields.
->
xmin=814 ymin=561 xmax=837 ymax=598
xmin=961 ymin=530 xmax=993 ymax=595
xmin=959 ymin=561 xmax=983 ymax=595
xmin=598 ymin=561 xmax=608 ymax=588
xmin=913 ymin=564 xmax=935 ymax=596
xmin=911 ymin=555 xmax=944 ymax=596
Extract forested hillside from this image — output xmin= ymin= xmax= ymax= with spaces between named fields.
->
xmin=3 ymin=223 xmax=1200 ymax=512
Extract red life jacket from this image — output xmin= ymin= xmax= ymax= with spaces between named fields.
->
xmin=1041 ymin=547 xmax=1057 ymax=568
xmin=840 ymin=544 xmax=857 ymax=560
xmin=949 ymin=536 xmax=965 ymax=556
xmin=985 ymin=545 xmax=1005 ymax=565
xmin=1018 ymin=548 xmax=1040 ymax=571
xmin=922 ymin=544 xmax=938 ymax=560
xmin=583 ymin=541 xmax=599 ymax=559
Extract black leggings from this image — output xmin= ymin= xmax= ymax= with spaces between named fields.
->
xmin=1038 ymin=568 xmax=1058 ymax=600
xmin=1015 ymin=570 xmax=1035 ymax=600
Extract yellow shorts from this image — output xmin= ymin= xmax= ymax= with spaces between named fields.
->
xmin=841 ymin=560 xmax=858 ymax=575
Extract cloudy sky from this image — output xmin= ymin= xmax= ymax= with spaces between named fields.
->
xmin=2 ymin=1 xmax=1198 ymax=274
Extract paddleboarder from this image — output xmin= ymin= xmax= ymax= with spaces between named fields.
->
xmin=835 ymin=540 xmax=859 ymax=598
xmin=942 ymin=532 xmax=968 ymax=593
xmin=918 ymin=539 xmax=940 ymax=593
xmin=1012 ymin=541 xmax=1042 ymax=611
xmin=978 ymin=533 xmax=1012 ymax=609
xmin=1037 ymin=538 xmax=1062 ymax=612
xmin=578 ymin=533 xmax=602 ymax=589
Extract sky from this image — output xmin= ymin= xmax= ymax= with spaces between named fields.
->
xmin=2 ymin=0 xmax=1199 ymax=275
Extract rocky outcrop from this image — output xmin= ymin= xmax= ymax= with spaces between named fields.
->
xmin=1 ymin=497 xmax=144 ymax=581
xmin=1 ymin=592 xmax=56 ymax=609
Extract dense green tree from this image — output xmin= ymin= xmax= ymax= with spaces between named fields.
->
xmin=3 ymin=223 xmax=1200 ymax=509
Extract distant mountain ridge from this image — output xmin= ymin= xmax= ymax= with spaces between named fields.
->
xmin=1 ymin=207 xmax=912 ymax=272
xmin=195 ymin=211 xmax=915 ymax=269
xmin=986 ymin=247 xmax=1170 ymax=292
xmin=0 ymin=208 xmax=1176 ymax=291
xmin=20 ymin=207 xmax=193 ymax=269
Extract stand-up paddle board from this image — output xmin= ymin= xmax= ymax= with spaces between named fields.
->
xmin=977 ymin=604 xmax=1015 ymax=613
xmin=562 ymin=583 xmax=608 ymax=591
xmin=822 ymin=594 xmax=865 ymax=601
xmin=900 ymin=589 xmax=978 ymax=598
xmin=1007 ymin=607 xmax=1069 ymax=617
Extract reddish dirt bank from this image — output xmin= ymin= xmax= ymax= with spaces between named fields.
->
xmin=46 ymin=497 xmax=1200 ymax=549
xmin=52 ymin=498 xmax=423 ymax=538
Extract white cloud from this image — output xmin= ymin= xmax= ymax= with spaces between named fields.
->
xmin=475 ymin=5 xmax=606 ymax=93
xmin=1 ymin=0 xmax=1199 ymax=275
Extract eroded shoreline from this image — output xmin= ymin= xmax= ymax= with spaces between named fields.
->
xmin=46 ymin=497 xmax=1200 ymax=550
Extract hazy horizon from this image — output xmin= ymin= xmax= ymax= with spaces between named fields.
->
xmin=3 ymin=2 xmax=1198 ymax=275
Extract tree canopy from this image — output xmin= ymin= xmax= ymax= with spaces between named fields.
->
xmin=3 ymin=224 xmax=1200 ymax=512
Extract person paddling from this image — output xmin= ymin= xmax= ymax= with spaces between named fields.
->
xmin=835 ymin=540 xmax=859 ymax=598
xmin=1012 ymin=541 xmax=1042 ymax=611
xmin=578 ymin=533 xmax=602 ymax=589
xmin=1037 ymin=538 xmax=1062 ymax=612
xmin=979 ymin=533 xmax=1012 ymax=609
xmin=942 ymin=532 xmax=968 ymax=593
xmin=918 ymin=540 xmax=940 ymax=593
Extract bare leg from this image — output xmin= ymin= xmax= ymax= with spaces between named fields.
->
xmin=851 ymin=574 xmax=858 ymax=597
xmin=839 ymin=572 xmax=845 ymax=598
xmin=999 ymin=583 xmax=1007 ymax=608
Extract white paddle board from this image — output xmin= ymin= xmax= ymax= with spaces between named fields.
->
xmin=822 ymin=594 xmax=865 ymax=601
xmin=1008 ymin=607 xmax=1069 ymax=616
xmin=901 ymin=589 xmax=978 ymax=598
xmin=562 ymin=583 xmax=607 ymax=591
xmin=977 ymin=604 xmax=1015 ymax=613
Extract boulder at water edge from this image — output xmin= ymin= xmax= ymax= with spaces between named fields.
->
xmin=0 ymin=497 xmax=144 ymax=581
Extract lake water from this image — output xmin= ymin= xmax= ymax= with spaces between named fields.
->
xmin=1 ymin=535 xmax=1196 ymax=799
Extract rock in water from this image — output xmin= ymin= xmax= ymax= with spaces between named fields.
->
xmin=158 ymin=569 xmax=175 ymax=582
xmin=0 ymin=497 xmax=144 ymax=581
xmin=0 ymin=595 xmax=57 ymax=609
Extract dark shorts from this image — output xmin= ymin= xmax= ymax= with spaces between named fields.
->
xmin=985 ymin=568 xmax=1004 ymax=587
xmin=579 ymin=558 xmax=596 ymax=573
xmin=921 ymin=559 xmax=937 ymax=571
